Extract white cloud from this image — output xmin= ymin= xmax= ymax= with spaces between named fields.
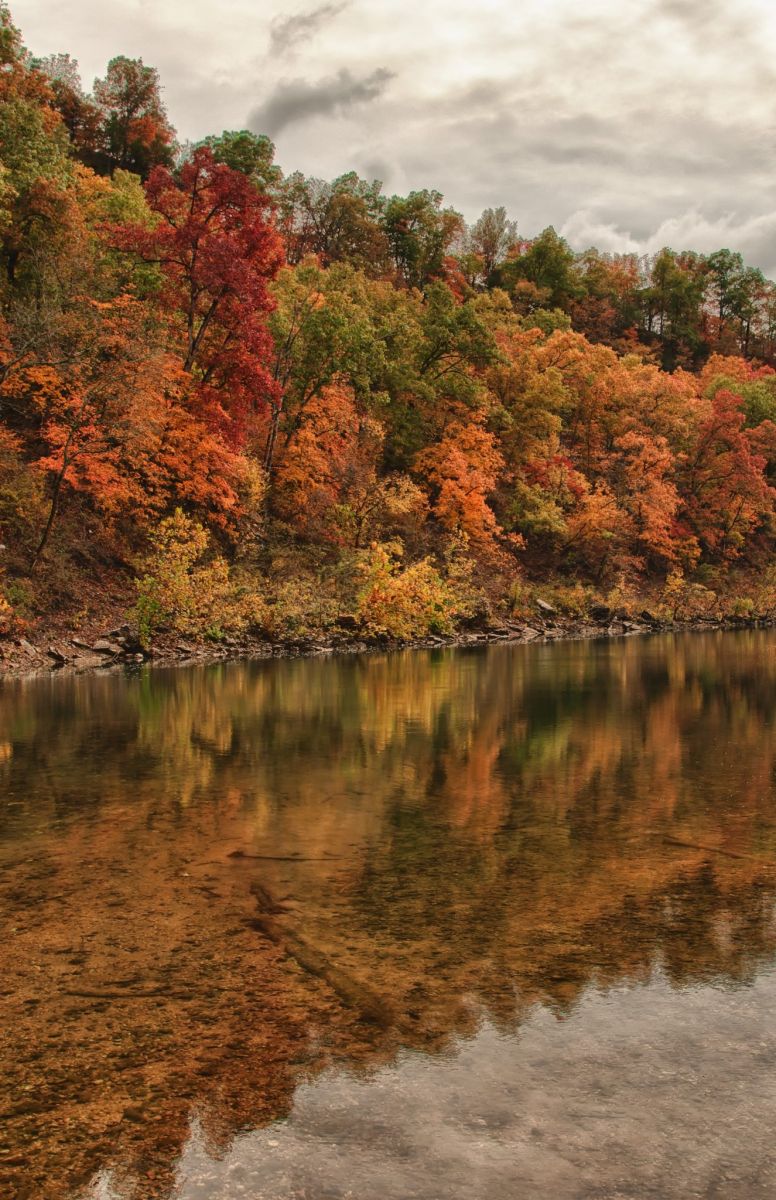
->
xmin=561 ymin=209 xmax=776 ymax=277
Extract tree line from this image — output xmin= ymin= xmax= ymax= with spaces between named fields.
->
xmin=1 ymin=2 xmax=775 ymax=640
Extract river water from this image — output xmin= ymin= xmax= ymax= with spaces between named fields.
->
xmin=1 ymin=631 xmax=776 ymax=1199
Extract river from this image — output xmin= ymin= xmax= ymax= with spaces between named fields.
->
xmin=1 ymin=631 xmax=776 ymax=1199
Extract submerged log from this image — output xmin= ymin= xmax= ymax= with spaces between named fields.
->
xmin=228 ymin=850 xmax=342 ymax=862
xmin=664 ymin=835 xmax=776 ymax=867
xmin=249 ymin=883 xmax=395 ymax=1028
xmin=64 ymin=988 xmax=189 ymax=1000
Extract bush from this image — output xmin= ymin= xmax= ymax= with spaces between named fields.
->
xmin=658 ymin=570 xmax=718 ymax=621
xmin=750 ymin=566 xmax=776 ymax=619
xmin=0 ymin=589 xmax=13 ymax=636
xmin=134 ymin=509 xmax=242 ymax=644
xmin=355 ymin=543 xmax=461 ymax=639
xmin=731 ymin=596 xmax=755 ymax=618
xmin=263 ymin=577 xmax=339 ymax=639
xmin=510 ymin=579 xmax=593 ymax=619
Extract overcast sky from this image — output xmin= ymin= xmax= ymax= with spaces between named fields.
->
xmin=13 ymin=0 xmax=776 ymax=273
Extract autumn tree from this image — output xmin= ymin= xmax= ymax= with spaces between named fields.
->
xmin=500 ymin=226 xmax=581 ymax=312
xmin=467 ymin=206 xmax=518 ymax=285
xmin=642 ymin=249 xmax=707 ymax=369
xmin=0 ymin=8 xmax=76 ymax=293
xmin=262 ymin=259 xmax=387 ymax=475
xmin=33 ymin=53 xmax=101 ymax=161
xmin=92 ymin=56 xmax=176 ymax=177
xmin=196 ymin=129 xmax=281 ymax=192
xmin=272 ymin=381 xmax=425 ymax=547
xmin=380 ymin=281 xmax=498 ymax=469
xmin=570 ymin=250 xmax=643 ymax=347
xmin=704 ymin=250 xmax=766 ymax=357
xmin=417 ymin=420 xmax=518 ymax=571
xmin=277 ymin=171 xmax=389 ymax=273
xmin=680 ymin=390 xmax=773 ymax=559
xmin=382 ymin=190 xmax=463 ymax=289
xmin=113 ymin=147 xmax=284 ymax=447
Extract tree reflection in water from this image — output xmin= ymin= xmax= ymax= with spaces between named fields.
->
xmin=1 ymin=631 xmax=775 ymax=1198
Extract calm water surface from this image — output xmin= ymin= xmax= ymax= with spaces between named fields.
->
xmin=1 ymin=632 xmax=776 ymax=1199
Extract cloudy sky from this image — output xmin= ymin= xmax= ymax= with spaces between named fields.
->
xmin=13 ymin=0 xmax=776 ymax=272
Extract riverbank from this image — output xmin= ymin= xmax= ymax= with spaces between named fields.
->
xmin=1 ymin=605 xmax=772 ymax=678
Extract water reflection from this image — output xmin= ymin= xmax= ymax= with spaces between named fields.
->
xmin=0 ymin=631 xmax=775 ymax=1198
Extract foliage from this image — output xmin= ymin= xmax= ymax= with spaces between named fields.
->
xmin=196 ymin=130 xmax=281 ymax=191
xmin=134 ymin=509 xmax=239 ymax=643
xmin=658 ymin=570 xmax=719 ymax=621
xmin=112 ymin=147 xmax=284 ymax=447
xmin=262 ymin=575 xmax=339 ymax=639
xmin=0 ymin=3 xmax=776 ymax=641
xmin=92 ymin=56 xmax=176 ymax=177
xmin=355 ymin=541 xmax=470 ymax=639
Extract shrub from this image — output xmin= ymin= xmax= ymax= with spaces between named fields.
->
xmin=355 ymin=542 xmax=460 ymax=639
xmin=731 ymin=596 xmax=755 ymax=618
xmin=0 ymin=588 xmax=13 ymax=636
xmin=510 ymin=578 xmax=593 ymax=619
xmin=264 ymin=577 xmax=339 ymax=639
xmin=750 ymin=566 xmax=776 ymax=619
xmin=658 ymin=570 xmax=718 ymax=621
xmin=134 ymin=509 xmax=241 ymax=644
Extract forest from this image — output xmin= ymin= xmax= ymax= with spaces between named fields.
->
xmin=1 ymin=0 xmax=775 ymax=648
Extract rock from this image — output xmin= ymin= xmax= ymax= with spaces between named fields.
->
xmin=459 ymin=610 xmax=492 ymax=632
xmin=535 ymin=599 xmax=557 ymax=615
xmin=19 ymin=639 xmax=38 ymax=656
xmin=590 ymin=603 xmax=612 ymax=623
xmin=46 ymin=646 xmax=67 ymax=663
xmin=640 ymin=609 xmax=658 ymax=625
xmin=92 ymin=639 xmax=121 ymax=655
xmin=107 ymin=625 xmax=131 ymax=638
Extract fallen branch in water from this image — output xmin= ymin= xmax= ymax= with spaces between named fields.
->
xmin=228 ymin=850 xmax=342 ymax=862
xmin=249 ymin=883 xmax=395 ymax=1028
xmin=63 ymin=988 xmax=190 ymax=1000
xmin=250 ymin=881 xmax=292 ymax=914
xmin=664 ymin=835 xmax=776 ymax=867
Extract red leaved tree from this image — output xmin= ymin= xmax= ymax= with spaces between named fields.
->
xmin=680 ymin=390 xmax=774 ymax=559
xmin=112 ymin=147 xmax=284 ymax=449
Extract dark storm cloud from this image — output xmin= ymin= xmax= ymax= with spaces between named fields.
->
xmin=248 ymin=67 xmax=395 ymax=136
xmin=269 ymin=2 xmax=350 ymax=56
xmin=356 ymin=156 xmax=394 ymax=187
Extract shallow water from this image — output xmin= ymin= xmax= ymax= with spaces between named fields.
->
xmin=1 ymin=631 xmax=776 ymax=1199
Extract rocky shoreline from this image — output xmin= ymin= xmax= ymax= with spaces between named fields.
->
xmin=1 ymin=605 xmax=773 ymax=679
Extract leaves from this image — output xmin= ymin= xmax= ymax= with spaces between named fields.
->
xmin=0 ymin=2 xmax=775 ymax=633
